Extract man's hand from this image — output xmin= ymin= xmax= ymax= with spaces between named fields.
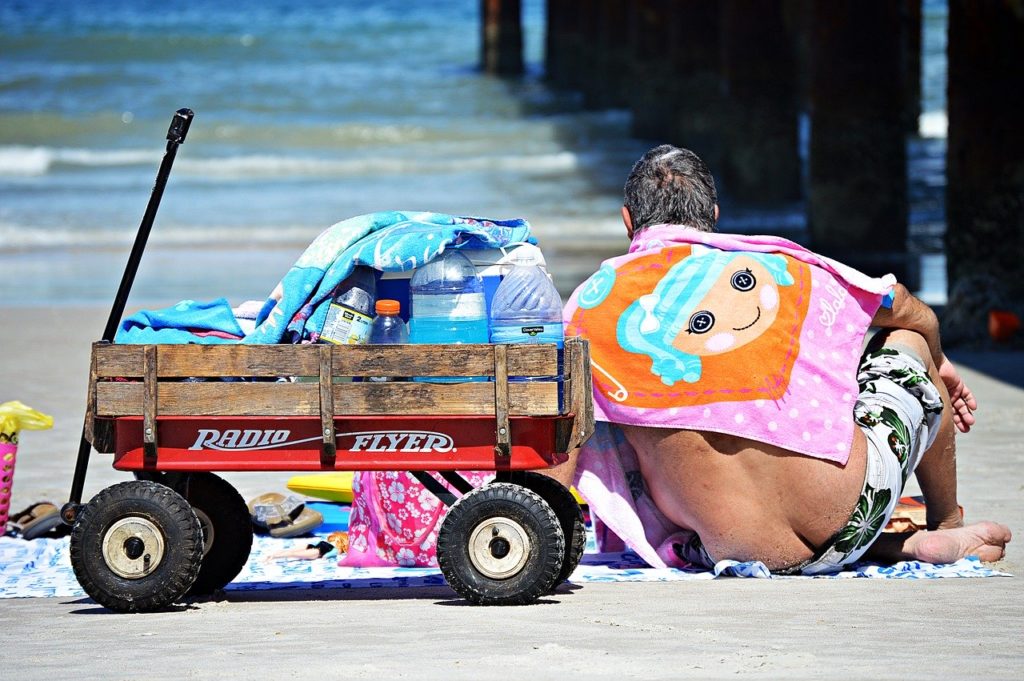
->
xmin=938 ymin=355 xmax=977 ymax=433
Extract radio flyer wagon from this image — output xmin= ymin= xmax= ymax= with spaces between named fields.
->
xmin=60 ymin=110 xmax=595 ymax=613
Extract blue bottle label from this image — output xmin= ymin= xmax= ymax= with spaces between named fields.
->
xmin=490 ymin=322 xmax=564 ymax=347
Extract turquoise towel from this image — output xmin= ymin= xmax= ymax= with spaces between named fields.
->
xmin=115 ymin=210 xmax=533 ymax=345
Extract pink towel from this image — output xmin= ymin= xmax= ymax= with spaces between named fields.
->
xmin=564 ymin=225 xmax=895 ymax=464
xmin=573 ymin=421 xmax=699 ymax=569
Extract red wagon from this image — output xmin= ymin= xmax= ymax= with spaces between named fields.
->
xmin=68 ymin=338 xmax=593 ymax=612
xmin=60 ymin=109 xmax=594 ymax=612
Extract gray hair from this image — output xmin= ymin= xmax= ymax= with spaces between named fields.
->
xmin=623 ymin=145 xmax=718 ymax=233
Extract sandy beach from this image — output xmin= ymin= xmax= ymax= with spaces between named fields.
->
xmin=1 ymin=304 xmax=1022 ymax=680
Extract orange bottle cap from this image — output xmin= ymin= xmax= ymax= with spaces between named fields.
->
xmin=375 ymin=299 xmax=401 ymax=315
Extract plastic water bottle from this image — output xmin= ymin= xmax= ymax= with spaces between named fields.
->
xmin=368 ymin=299 xmax=408 ymax=382
xmin=409 ymin=249 xmax=489 ymax=382
xmin=489 ymin=264 xmax=565 ymax=382
xmin=319 ymin=265 xmax=376 ymax=345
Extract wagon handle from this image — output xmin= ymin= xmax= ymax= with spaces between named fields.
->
xmin=62 ymin=108 xmax=193 ymax=525
xmin=101 ymin=108 xmax=194 ymax=342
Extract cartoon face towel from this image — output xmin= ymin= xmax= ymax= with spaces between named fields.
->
xmin=564 ymin=224 xmax=896 ymax=464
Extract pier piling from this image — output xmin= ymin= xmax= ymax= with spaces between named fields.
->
xmin=481 ymin=0 xmax=524 ymax=76
xmin=945 ymin=0 xmax=1024 ymax=336
xmin=807 ymin=0 xmax=911 ymax=285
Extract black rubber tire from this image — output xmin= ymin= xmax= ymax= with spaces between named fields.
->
xmin=179 ymin=473 xmax=253 ymax=595
xmin=437 ymin=482 xmax=564 ymax=605
xmin=69 ymin=480 xmax=203 ymax=613
xmin=509 ymin=471 xmax=586 ymax=590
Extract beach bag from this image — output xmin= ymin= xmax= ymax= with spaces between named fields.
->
xmin=1 ymin=402 xmax=54 ymax=530
xmin=340 ymin=470 xmax=492 ymax=567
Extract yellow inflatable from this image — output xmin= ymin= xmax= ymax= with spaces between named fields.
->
xmin=286 ymin=472 xmax=356 ymax=503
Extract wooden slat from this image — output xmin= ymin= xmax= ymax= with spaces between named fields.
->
xmin=331 ymin=344 xmax=558 ymax=378
xmin=93 ymin=343 xmax=144 ymax=377
xmin=318 ymin=345 xmax=336 ymax=466
xmin=333 ymin=382 xmax=561 ymax=416
xmin=93 ymin=342 xmax=559 ymax=379
xmin=84 ymin=342 xmax=100 ymax=444
xmin=142 ymin=345 xmax=158 ymax=462
xmin=96 ymin=343 xmax=324 ymax=379
xmin=96 ymin=382 xmax=320 ymax=416
xmin=94 ymin=380 xmax=561 ymax=417
xmin=493 ymin=345 xmax=511 ymax=457
xmin=156 ymin=344 xmax=323 ymax=378
xmin=567 ymin=338 xmax=594 ymax=450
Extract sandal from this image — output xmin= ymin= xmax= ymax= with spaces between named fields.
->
xmin=6 ymin=501 xmax=63 ymax=540
xmin=247 ymin=492 xmax=323 ymax=538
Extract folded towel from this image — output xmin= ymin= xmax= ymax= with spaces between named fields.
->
xmin=117 ymin=297 xmax=244 ymax=344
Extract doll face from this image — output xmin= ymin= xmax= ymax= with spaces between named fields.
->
xmin=671 ymin=255 xmax=780 ymax=357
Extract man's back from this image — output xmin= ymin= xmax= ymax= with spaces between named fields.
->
xmin=620 ymin=424 xmax=867 ymax=569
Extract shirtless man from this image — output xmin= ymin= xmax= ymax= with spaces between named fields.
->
xmin=554 ymin=145 xmax=1010 ymax=573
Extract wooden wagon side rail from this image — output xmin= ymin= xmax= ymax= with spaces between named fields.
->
xmin=86 ymin=338 xmax=593 ymax=460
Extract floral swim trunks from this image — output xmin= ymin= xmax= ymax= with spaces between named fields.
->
xmin=792 ymin=346 xmax=944 ymax=575
xmin=672 ymin=345 xmax=944 ymax=574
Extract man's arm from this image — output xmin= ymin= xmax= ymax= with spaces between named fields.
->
xmin=871 ymin=283 xmax=977 ymax=432
xmin=871 ymin=283 xmax=943 ymax=362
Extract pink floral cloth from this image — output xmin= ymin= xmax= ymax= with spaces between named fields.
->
xmin=340 ymin=471 xmax=493 ymax=567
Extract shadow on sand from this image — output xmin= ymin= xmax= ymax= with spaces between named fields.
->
xmin=63 ymin=582 xmax=582 ymax=614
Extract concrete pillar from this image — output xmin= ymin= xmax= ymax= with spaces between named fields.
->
xmin=629 ymin=0 xmax=676 ymax=140
xmin=720 ymin=0 xmax=801 ymax=204
xmin=783 ymin=0 xmax=812 ymax=113
xmin=669 ymin=1 xmax=724 ymax=170
xmin=579 ymin=0 xmax=631 ymax=109
xmin=545 ymin=0 xmax=578 ymax=88
xmin=807 ymin=0 xmax=912 ymax=286
xmin=481 ymin=0 xmax=523 ymax=76
xmin=903 ymin=0 xmax=922 ymax=135
xmin=544 ymin=0 xmax=563 ymax=85
xmin=944 ymin=0 xmax=1024 ymax=342
xmin=576 ymin=2 xmax=603 ymax=107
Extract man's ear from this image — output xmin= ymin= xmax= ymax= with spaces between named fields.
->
xmin=714 ymin=204 xmax=720 ymax=223
xmin=622 ymin=205 xmax=634 ymax=238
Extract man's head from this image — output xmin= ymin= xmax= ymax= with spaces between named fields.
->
xmin=622 ymin=145 xmax=718 ymax=237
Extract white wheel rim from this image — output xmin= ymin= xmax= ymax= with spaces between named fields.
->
xmin=468 ymin=517 xmax=530 ymax=579
xmin=102 ymin=517 xmax=166 ymax=579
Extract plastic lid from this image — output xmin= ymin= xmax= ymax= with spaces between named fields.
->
xmin=375 ymin=299 xmax=400 ymax=315
xmin=409 ymin=249 xmax=482 ymax=293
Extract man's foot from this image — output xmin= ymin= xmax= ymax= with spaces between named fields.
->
xmin=903 ymin=521 xmax=1012 ymax=564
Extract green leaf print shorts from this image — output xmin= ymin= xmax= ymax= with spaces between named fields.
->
xmin=794 ymin=346 xmax=944 ymax=575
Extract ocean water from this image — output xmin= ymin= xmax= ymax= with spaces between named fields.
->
xmin=0 ymin=0 xmax=949 ymax=308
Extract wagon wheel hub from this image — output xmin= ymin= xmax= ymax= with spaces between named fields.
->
xmin=102 ymin=517 xmax=166 ymax=579
xmin=468 ymin=518 xmax=530 ymax=579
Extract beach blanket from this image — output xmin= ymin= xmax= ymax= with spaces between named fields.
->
xmin=0 ymin=530 xmax=1008 ymax=600
xmin=564 ymin=224 xmax=896 ymax=464
xmin=116 ymin=210 xmax=534 ymax=345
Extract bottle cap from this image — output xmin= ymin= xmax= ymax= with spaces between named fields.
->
xmin=375 ymin=299 xmax=400 ymax=315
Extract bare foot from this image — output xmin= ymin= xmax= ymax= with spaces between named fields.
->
xmin=903 ymin=521 xmax=1012 ymax=564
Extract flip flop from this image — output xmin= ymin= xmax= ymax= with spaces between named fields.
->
xmin=7 ymin=501 xmax=62 ymax=540
xmin=247 ymin=492 xmax=323 ymax=538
